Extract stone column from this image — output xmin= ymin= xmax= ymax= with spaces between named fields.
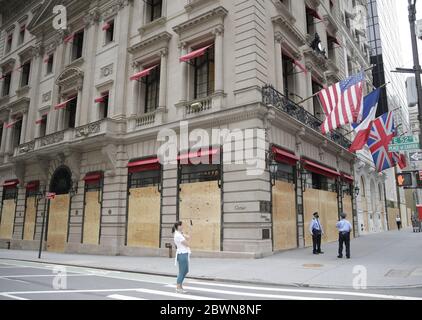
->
xmin=274 ymin=32 xmax=284 ymax=93
xmin=75 ymin=81 xmax=83 ymax=128
xmin=158 ymin=49 xmax=168 ymax=110
xmin=179 ymin=42 xmax=188 ymax=103
xmin=129 ymin=62 xmax=140 ymax=117
xmin=4 ymin=113 xmax=13 ymax=155
xmin=19 ymin=112 xmax=28 ymax=144
xmin=213 ymin=27 xmax=224 ymax=94
xmin=0 ymin=122 xmax=7 ymax=154
xmin=57 ymin=103 xmax=65 ymax=131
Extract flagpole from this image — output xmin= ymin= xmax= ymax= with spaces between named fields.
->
xmin=296 ymin=65 xmax=375 ymax=106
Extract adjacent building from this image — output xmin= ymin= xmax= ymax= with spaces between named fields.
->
xmin=0 ymin=0 xmax=387 ymax=257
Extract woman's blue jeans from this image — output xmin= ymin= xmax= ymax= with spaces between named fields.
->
xmin=177 ymin=253 xmax=189 ymax=285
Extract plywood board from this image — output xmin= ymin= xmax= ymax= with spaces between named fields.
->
xmin=304 ymin=188 xmax=339 ymax=247
xmin=179 ymin=181 xmax=221 ymax=252
xmin=83 ymin=191 xmax=101 ymax=245
xmin=0 ymin=200 xmax=16 ymax=239
xmin=23 ymin=197 xmax=37 ymax=241
xmin=46 ymin=194 xmax=70 ymax=253
xmin=303 ymin=188 xmax=320 ymax=247
xmin=388 ymin=208 xmax=400 ymax=231
xmin=127 ymin=187 xmax=160 ymax=248
xmin=272 ymin=181 xmax=297 ymax=251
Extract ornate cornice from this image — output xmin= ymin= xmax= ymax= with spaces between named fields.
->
xmin=272 ymin=15 xmax=307 ymax=48
xmin=7 ymin=97 xmax=30 ymax=116
xmin=128 ymin=31 xmax=172 ymax=54
xmin=56 ymin=67 xmax=84 ymax=90
xmin=173 ymin=6 xmax=228 ymax=36
xmin=0 ymin=58 xmax=16 ymax=72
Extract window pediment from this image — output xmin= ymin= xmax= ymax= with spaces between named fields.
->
xmin=272 ymin=16 xmax=307 ymax=48
xmin=173 ymin=6 xmax=227 ymax=42
xmin=56 ymin=67 xmax=84 ymax=89
xmin=7 ymin=97 xmax=30 ymax=116
xmin=128 ymin=31 xmax=172 ymax=60
xmin=0 ymin=58 xmax=16 ymax=72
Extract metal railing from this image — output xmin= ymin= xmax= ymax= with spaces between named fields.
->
xmin=262 ymin=85 xmax=351 ymax=149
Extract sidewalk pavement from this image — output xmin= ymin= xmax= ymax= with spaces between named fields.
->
xmin=1 ymin=229 xmax=421 ymax=289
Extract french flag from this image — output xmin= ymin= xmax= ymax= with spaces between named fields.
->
xmin=349 ymin=88 xmax=380 ymax=153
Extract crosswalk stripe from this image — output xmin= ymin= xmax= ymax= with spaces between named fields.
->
xmin=135 ymin=288 xmax=223 ymax=300
xmin=186 ymin=281 xmax=422 ymax=300
xmin=165 ymin=285 xmax=336 ymax=300
xmin=108 ymin=294 xmax=146 ymax=300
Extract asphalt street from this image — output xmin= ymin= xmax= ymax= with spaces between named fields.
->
xmin=0 ymin=259 xmax=421 ymax=300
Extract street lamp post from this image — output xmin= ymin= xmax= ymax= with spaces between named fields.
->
xmin=408 ymin=0 xmax=422 ymax=148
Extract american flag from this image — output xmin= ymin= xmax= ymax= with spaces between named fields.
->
xmin=367 ymin=111 xmax=400 ymax=172
xmin=319 ymin=72 xmax=365 ymax=134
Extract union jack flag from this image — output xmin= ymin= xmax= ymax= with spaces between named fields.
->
xmin=367 ymin=111 xmax=400 ymax=172
xmin=319 ymin=72 xmax=365 ymax=134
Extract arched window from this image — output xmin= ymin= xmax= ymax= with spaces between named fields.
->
xmin=50 ymin=166 xmax=72 ymax=195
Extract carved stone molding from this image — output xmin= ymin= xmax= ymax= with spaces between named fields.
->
xmin=102 ymin=0 xmax=134 ymax=20
xmin=100 ymin=64 xmax=114 ymax=78
xmin=42 ymin=91 xmax=52 ymax=103
xmin=39 ymin=132 xmax=65 ymax=147
xmin=56 ymin=67 xmax=84 ymax=90
xmin=84 ymin=9 xmax=100 ymax=26
xmin=129 ymin=31 xmax=172 ymax=54
xmin=75 ymin=122 xmax=102 ymax=138
xmin=0 ymin=58 xmax=16 ymax=72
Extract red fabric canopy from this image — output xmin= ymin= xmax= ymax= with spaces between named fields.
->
xmin=303 ymin=159 xmax=340 ymax=179
xmin=282 ymin=49 xmax=308 ymax=75
xmin=327 ymin=32 xmax=341 ymax=46
xmin=64 ymin=34 xmax=74 ymax=43
xmin=306 ymin=6 xmax=323 ymax=21
xmin=26 ymin=180 xmax=39 ymax=191
xmin=102 ymin=22 xmax=111 ymax=31
xmin=178 ymin=148 xmax=220 ymax=163
xmin=341 ymin=173 xmax=354 ymax=184
xmin=54 ymin=96 xmax=76 ymax=110
xmin=128 ymin=157 xmax=161 ymax=173
xmin=130 ymin=65 xmax=158 ymax=81
xmin=84 ymin=172 xmax=103 ymax=184
xmin=3 ymin=179 xmax=19 ymax=188
xmin=5 ymin=119 xmax=20 ymax=129
xmin=179 ymin=45 xmax=213 ymax=62
xmin=272 ymin=146 xmax=299 ymax=166
xmin=94 ymin=94 xmax=108 ymax=103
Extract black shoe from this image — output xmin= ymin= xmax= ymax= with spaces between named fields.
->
xmin=337 ymin=255 xmax=343 ymax=259
xmin=313 ymin=252 xmax=318 ymax=255
xmin=346 ymin=256 xmax=351 ymax=259
xmin=318 ymin=251 xmax=324 ymax=254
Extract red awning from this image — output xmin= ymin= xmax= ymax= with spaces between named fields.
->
xmin=95 ymin=94 xmax=108 ymax=103
xmin=130 ymin=65 xmax=158 ymax=81
xmin=179 ymin=45 xmax=213 ymax=63
xmin=272 ymin=146 xmax=299 ymax=166
xmin=282 ymin=50 xmax=308 ymax=75
xmin=102 ymin=22 xmax=111 ymax=31
xmin=26 ymin=180 xmax=39 ymax=191
xmin=84 ymin=172 xmax=103 ymax=184
xmin=5 ymin=119 xmax=20 ymax=129
xmin=303 ymin=159 xmax=340 ymax=179
xmin=54 ymin=96 xmax=76 ymax=110
xmin=3 ymin=179 xmax=19 ymax=188
xmin=327 ymin=32 xmax=341 ymax=46
xmin=341 ymin=173 xmax=354 ymax=184
xmin=128 ymin=157 xmax=161 ymax=173
xmin=306 ymin=6 xmax=323 ymax=21
xmin=64 ymin=34 xmax=74 ymax=43
xmin=178 ymin=148 xmax=220 ymax=163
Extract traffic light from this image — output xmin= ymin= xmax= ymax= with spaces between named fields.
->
xmin=396 ymin=173 xmax=413 ymax=187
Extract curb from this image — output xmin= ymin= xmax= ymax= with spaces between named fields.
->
xmin=2 ymin=257 xmax=422 ymax=291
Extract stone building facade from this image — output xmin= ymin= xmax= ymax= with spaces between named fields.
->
xmin=0 ymin=0 xmax=382 ymax=257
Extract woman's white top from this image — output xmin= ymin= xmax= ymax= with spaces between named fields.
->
xmin=174 ymin=231 xmax=191 ymax=266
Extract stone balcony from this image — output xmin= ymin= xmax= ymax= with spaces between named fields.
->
xmin=175 ymin=91 xmax=225 ymax=120
xmin=12 ymin=118 xmax=125 ymax=159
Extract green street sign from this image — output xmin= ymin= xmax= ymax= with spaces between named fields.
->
xmin=389 ymin=143 xmax=421 ymax=152
xmin=392 ymin=136 xmax=419 ymax=145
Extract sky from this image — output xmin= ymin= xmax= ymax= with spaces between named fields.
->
xmin=397 ymin=0 xmax=422 ymax=68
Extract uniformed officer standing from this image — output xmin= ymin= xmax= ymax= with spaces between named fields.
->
xmin=336 ymin=213 xmax=353 ymax=259
xmin=309 ymin=212 xmax=324 ymax=255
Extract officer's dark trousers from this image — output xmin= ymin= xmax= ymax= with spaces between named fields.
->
xmin=338 ymin=232 xmax=351 ymax=258
xmin=312 ymin=230 xmax=322 ymax=253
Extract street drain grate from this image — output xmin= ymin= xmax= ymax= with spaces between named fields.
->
xmin=384 ymin=269 xmax=412 ymax=278
xmin=302 ymin=264 xmax=323 ymax=269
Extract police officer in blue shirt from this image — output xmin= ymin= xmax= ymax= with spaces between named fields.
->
xmin=336 ymin=212 xmax=353 ymax=259
xmin=309 ymin=212 xmax=324 ymax=255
